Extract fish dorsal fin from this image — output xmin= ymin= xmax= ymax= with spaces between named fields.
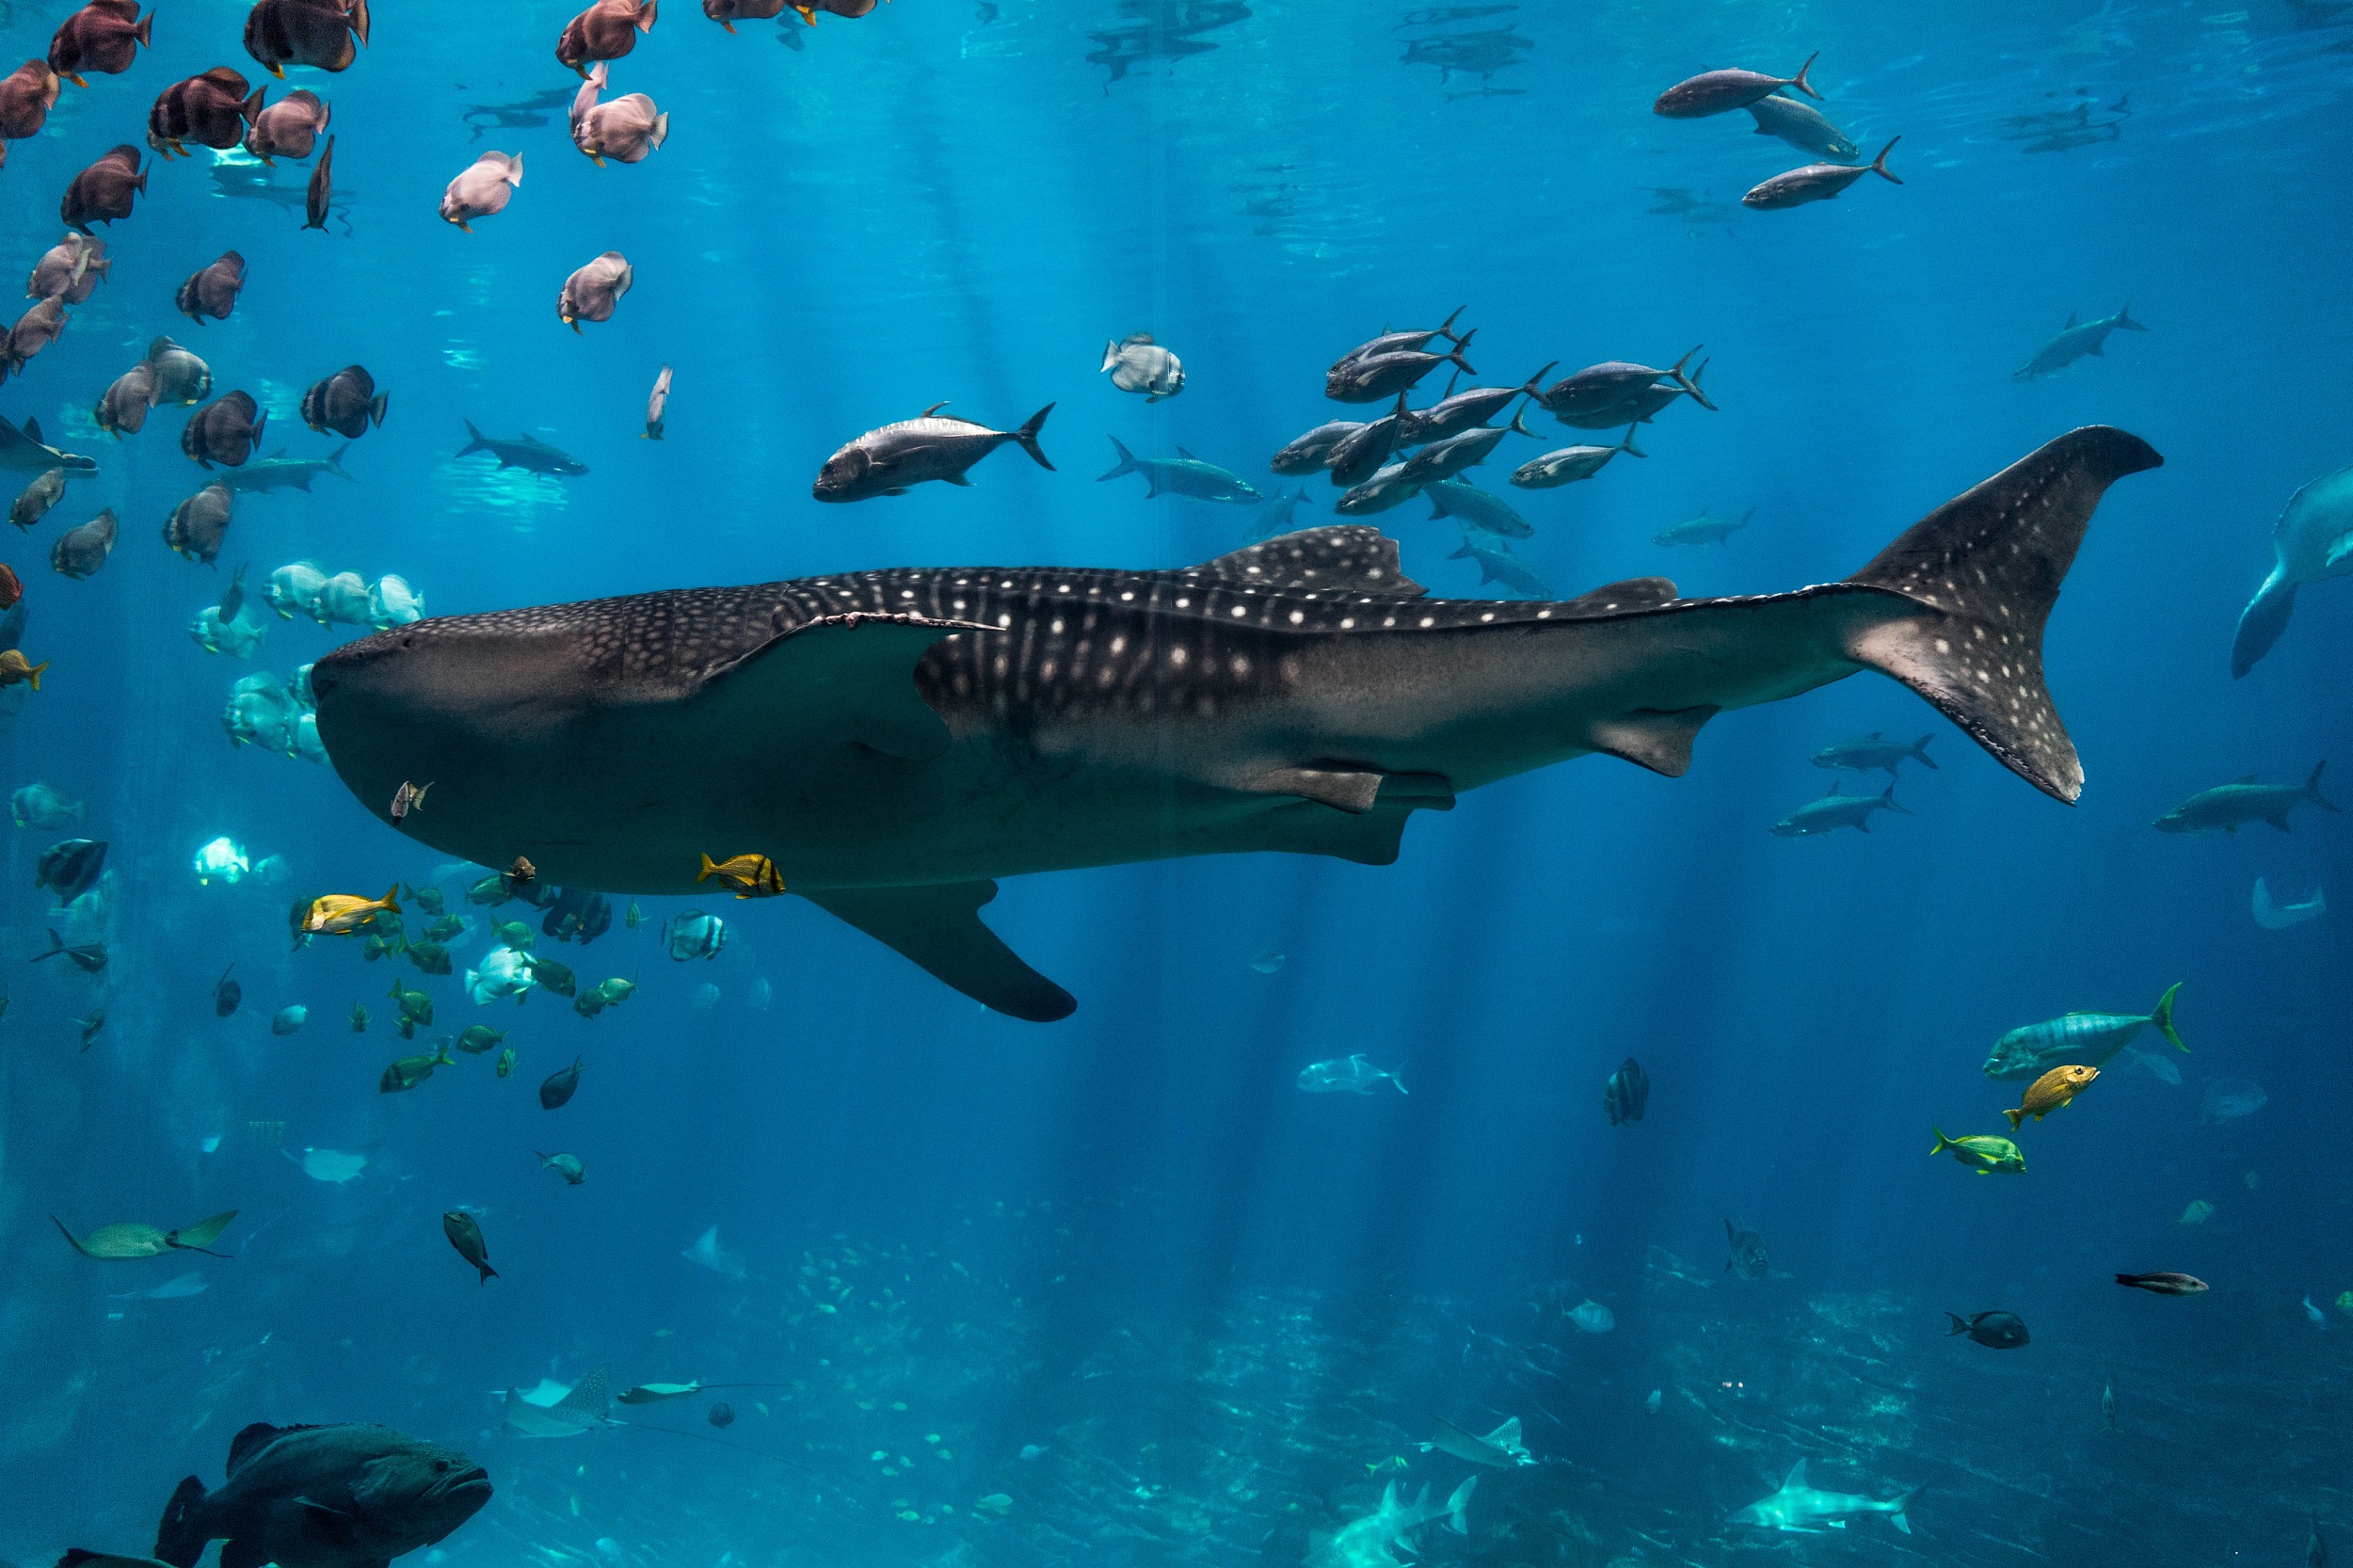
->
xmin=24 ymin=417 xmax=41 ymax=446
xmin=2235 ymin=774 xmax=2259 ymax=784
xmin=1193 ymin=526 xmax=1427 ymax=597
xmin=2064 ymin=311 xmax=2077 ymax=328
xmin=1783 ymin=1460 xmax=1808 ymax=1490
xmin=696 ymin=613 xmax=984 ymax=762
xmin=1555 ymin=577 xmax=1676 ymax=616
xmin=228 ymin=1420 xmax=313 ymax=1472
xmin=1176 ymin=446 xmax=1198 ymax=460
xmin=553 ymin=1363 xmax=610 ymax=1421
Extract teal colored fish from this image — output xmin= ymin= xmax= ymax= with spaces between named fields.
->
xmin=1983 ymin=983 xmax=2185 ymax=1081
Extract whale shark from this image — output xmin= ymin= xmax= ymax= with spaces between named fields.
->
xmin=312 ymin=427 xmax=2160 ymax=1021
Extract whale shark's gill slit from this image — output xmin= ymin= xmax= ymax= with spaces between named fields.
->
xmin=1843 ymin=425 xmax=2163 ymax=805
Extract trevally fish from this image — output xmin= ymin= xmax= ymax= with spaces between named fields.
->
xmin=1812 ymin=731 xmax=1935 ymax=776
xmin=1745 ymin=90 xmax=1857 ymax=158
xmin=1728 ymin=1459 xmax=1917 ymax=1535
xmin=2155 ymin=763 xmax=2338 ymax=834
xmin=1769 ymin=780 xmax=1909 ymax=836
xmin=308 ymin=430 xmax=2160 ymax=1021
xmin=1296 ymin=1054 xmax=1405 ymax=1095
xmin=1983 ymin=983 xmax=2185 ymax=1081
xmin=2012 ymin=303 xmax=2146 ymax=381
xmin=1097 ymin=437 xmax=1261 ymax=503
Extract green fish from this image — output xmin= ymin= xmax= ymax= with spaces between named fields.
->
xmin=389 ymin=979 xmax=433 ymax=1027
xmin=494 ymin=920 xmax=535 ymax=950
xmin=595 ymin=976 xmax=636 ymax=1005
xmin=456 ymin=1024 xmax=506 ymax=1054
xmin=361 ymin=932 xmax=406 ymax=963
xmin=78 ymin=1008 xmax=104 ymax=1049
xmin=624 ymin=900 xmax=643 ymax=929
xmin=465 ymin=872 xmax=509 ymax=907
xmin=1929 ymin=1127 xmax=2025 ymax=1175
xmin=573 ymin=989 xmax=608 ymax=1018
xmin=349 ymin=1003 xmax=369 ymax=1032
xmin=379 ymin=1042 xmax=456 ymax=1093
xmin=523 ymin=954 xmax=576 ymax=997
xmin=406 ymin=940 xmax=454 ymax=976
xmin=424 ymin=913 xmax=467 ymax=942
xmin=1984 ymin=983 xmax=2185 ymax=1081
xmin=404 ymin=883 xmax=448 ymax=916
xmin=495 ymin=1044 xmax=516 ymax=1078
xmin=536 ymin=1151 xmax=586 ymax=1185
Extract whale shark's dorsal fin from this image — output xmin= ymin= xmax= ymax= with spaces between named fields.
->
xmin=802 ymin=882 xmax=1075 ymax=1022
xmin=1558 ymin=577 xmax=1677 ymax=616
xmin=701 ymin=614 xmax=985 ymax=761
xmin=1193 ymin=527 xmax=1427 ymax=598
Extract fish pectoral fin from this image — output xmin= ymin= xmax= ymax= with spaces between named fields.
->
xmin=801 ymin=883 xmax=1075 ymax=1023
xmin=1244 ymin=766 xmax=1451 ymax=815
xmin=299 ymin=1503 xmax=360 ymax=1546
xmin=699 ymin=613 xmax=985 ymax=763
xmin=220 ymin=1540 xmax=271 ymax=1568
xmin=1589 ymin=707 xmax=1720 ymax=777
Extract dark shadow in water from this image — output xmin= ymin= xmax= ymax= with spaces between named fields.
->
xmin=207 ymin=164 xmax=356 ymax=237
xmin=2001 ymin=90 xmax=2133 ymax=154
xmin=1398 ymin=19 xmax=1534 ymax=96
xmin=459 ymin=86 xmax=578 ymax=141
xmin=1086 ymin=0 xmax=1253 ymax=88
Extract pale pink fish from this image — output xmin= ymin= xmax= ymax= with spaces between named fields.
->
xmin=438 ymin=150 xmax=522 ymax=232
xmin=569 ymin=62 xmax=667 ymax=164
xmin=557 ymin=250 xmax=632 ymax=330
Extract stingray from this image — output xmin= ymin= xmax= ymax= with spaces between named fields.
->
xmin=504 ymin=1363 xmax=614 ymax=1437
xmin=0 ymin=413 xmax=98 ymax=477
xmin=55 ymin=1209 xmax=239 ymax=1259
xmin=312 ymin=428 xmax=2162 ymax=1022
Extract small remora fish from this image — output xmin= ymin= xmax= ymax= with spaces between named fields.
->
xmin=152 ymin=1422 xmax=488 ymax=1568
xmin=1295 ymin=1053 xmax=1405 ymax=1095
xmin=1096 ymin=437 xmax=1259 ymax=504
xmin=2013 ymin=304 xmax=2147 ymax=381
xmin=1769 ymin=781 xmax=1909 ymax=836
xmin=2115 ymin=1272 xmax=2207 ymax=1296
xmin=1654 ymin=55 xmax=1819 ymax=119
xmin=441 ymin=1211 xmax=497 ymax=1283
xmin=1100 ymin=332 xmax=1184 ymax=399
xmin=1929 ymin=1127 xmax=2025 ymax=1174
xmin=1946 ymin=1309 xmax=2029 ymax=1348
xmin=1746 ymin=90 xmax=1857 ymax=158
xmin=2155 ymin=763 xmax=2338 ymax=834
xmin=1742 ymin=138 xmax=1902 ymax=210
xmin=813 ymin=403 xmax=1054 ymax=502
xmin=1813 ymin=731 xmax=1936 ymax=776
xmin=1724 ymin=1219 xmax=1768 ymax=1279
xmin=643 ymin=363 xmax=672 ymax=439
xmin=456 ymin=422 xmax=585 ymax=476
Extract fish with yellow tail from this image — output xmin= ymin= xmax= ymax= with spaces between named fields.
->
xmin=697 ymin=852 xmax=785 ymax=899
xmin=0 ymin=649 xmax=48 ymax=690
xmin=2005 ymin=1064 xmax=2098 ymax=1130
xmin=1929 ymin=1127 xmax=2025 ymax=1174
xmin=302 ymin=886 xmax=401 ymax=936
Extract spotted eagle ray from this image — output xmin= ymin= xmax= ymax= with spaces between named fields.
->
xmin=313 ymin=427 xmax=2160 ymax=1021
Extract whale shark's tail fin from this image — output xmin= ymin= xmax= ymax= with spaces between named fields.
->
xmin=1844 ymin=425 xmax=2163 ymax=804
xmin=2233 ymin=568 xmax=2297 ymax=678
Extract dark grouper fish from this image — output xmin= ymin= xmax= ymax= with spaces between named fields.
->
xmin=312 ymin=428 xmax=2159 ymax=1021
xmin=153 ymin=1422 xmax=489 ymax=1568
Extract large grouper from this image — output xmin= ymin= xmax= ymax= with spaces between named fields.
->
xmin=312 ymin=426 xmax=2161 ymax=1021
xmin=152 ymin=1422 xmax=490 ymax=1568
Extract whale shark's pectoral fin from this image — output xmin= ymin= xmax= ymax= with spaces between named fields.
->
xmin=800 ymin=882 xmax=1076 ymax=1022
xmin=1243 ymin=767 xmax=1455 ymax=815
xmin=699 ymin=613 xmax=984 ymax=762
xmin=1589 ymin=706 xmax=1720 ymax=776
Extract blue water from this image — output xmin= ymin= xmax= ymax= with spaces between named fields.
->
xmin=3 ymin=0 xmax=2350 ymax=1563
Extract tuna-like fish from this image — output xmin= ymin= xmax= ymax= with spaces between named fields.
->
xmin=1982 ymin=983 xmax=2185 ymax=1081
xmin=1328 ymin=310 xmax=1469 ymax=376
xmin=1324 ymin=396 xmax=1411 ymax=488
xmin=2232 ymin=464 xmax=2353 ymax=677
xmin=175 ymin=251 xmax=248 ymax=323
xmin=1769 ymin=780 xmax=1909 ymax=836
xmin=1395 ymin=408 xmax=1536 ymax=487
xmin=1728 ymin=1460 xmax=1917 ymax=1535
xmin=1655 ymin=506 xmax=1751 ymax=548
xmin=2155 ymin=763 xmax=2337 ymax=834
xmin=1539 ymin=350 xmax=1711 ymax=426
xmin=1402 ymin=362 xmax=1553 ymax=444
xmin=1811 ymin=731 xmax=1935 ymax=776
xmin=1097 ymin=437 xmax=1260 ymax=503
xmin=307 ymin=428 xmax=2160 ymax=1020
xmin=1101 ymin=333 xmax=1184 ymax=400
xmin=1655 ymin=56 xmax=1817 ymax=118
xmin=456 ymin=424 xmax=584 ymax=477
xmin=1270 ymin=420 xmax=1363 ymax=475
xmin=2012 ymin=304 xmax=2145 ymax=381
xmin=1746 ymin=90 xmax=1857 ymax=158
xmin=557 ymin=250 xmax=632 ymax=329
xmin=813 ymin=403 xmax=1053 ymax=502
xmin=1332 ymin=462 xmax=1422 ymax=518
xmin=1511 ymin=427 xmax=1642 ymax=489
xmin=1742 ymin=137 xmax=1900 ymax=209
xmin=1326 ymin=335 xmax=1476 ymax=404
xmin=153 ymin=1423 xmax=488 ymax=1568
xmin=439 ymin=152 xmax=522 ymax=231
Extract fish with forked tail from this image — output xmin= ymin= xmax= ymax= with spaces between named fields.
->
xmin=2014 ymin=304 xmax=2146 ymax=381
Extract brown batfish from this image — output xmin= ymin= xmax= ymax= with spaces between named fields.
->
xmin=702 ymin=0 xmax=790 ymax=30
xmin=0 ymin=59 xmax=61 ymax=139
xmin=3 ymin=296 xmax=69 ymax=377
xmin=148 ymin=68 xmax=264 ymax=156
xmin=60 ymin=144 xmax=146 ymax=232
xmin=570 ymin=62 xmax=668 ymax=164
xmin=243 ymin=86 xmax=328 ymax=161
xmin=47 ymin=1 xmax=152 ymax=87
xmin=145 ymin=336 xmax=213 ymax=404
xmin=556 ymin=0 xmax=658 ymax=75
xmin=183 ymin=391 xmax=267 ymax=469
xmin=50 ymin=508 xmax=117 ymax=578
xmin=304 ymin=133 xmax=335 ymax=230
xmin=176 ymin=251 xmax=248 ymax=323
xmin=27 ymin=234 xmax=109 ymax=304
xmin=557 ymin=251 xmax=632 ymax=330
xmin=164 ymin=484 xmax=233 ymax=564
xmin=244 ymin=0 xmax=370 ymax=76
xmin=300 ymin=365 xmax=386 ymax=438
xmin=95 ymin=361 xmax=158 ymax=437
xmin=440 ymin=151 xmax=521 ymax=230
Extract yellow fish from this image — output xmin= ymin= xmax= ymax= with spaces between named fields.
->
xmin=2004 ymin=1064 xmax=2097 ymax=1130
xmin=0 ymin=649 xmax=49 ymax=690
xmin=302 ymin=886 xmax=402 ymax=936
xmin=697 ymin=853 xmax=785 ymax=899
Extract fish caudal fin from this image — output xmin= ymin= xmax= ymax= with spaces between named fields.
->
xmin=2307 ymin=760 xmax=2340 ymax=812
xmin=1445 ymin=328 xmax=1478 ymax=378
xmin=1842 ymin=426 xmax=2163 ymax=804
xmin=1878 ymin=782 xmax=1912 ymax=816
xmin=1096 ymin=435 xmax=1138 ymax=483
xmin=2115 ymin=300 xmax=2146 ymax=331
xmin=696 ymin=853 xmax=716 ymax=883
xmin=2150 ymin=981 xmax=2187 ymax=1052
xmin=1910 ymin=732 xmax=1938 ymax=769
xmin=1945 ymin=1313 xmax=1971 ymax=1336
xmin=154 ymin=1475 xmax=210 ymax=1568
xmin=2003 ymin=1107 xmax=2026 ymax=1131
xmin=1867 ymin=136 xmax=1902 ymax=184
xmin=1015 ymin=403 xmax=1055 ymax=470
xmin=2233 ymin=569 xmax=2297 ymax=678
xmin=1929 ymin=1126 xmax=1953 ymax=1156
xmin=1787 ymin=51 xmax=1819 ymax=99
xmin=1444 ymin=1476 xmax=1477 ymax=1534
xmin=457 ymin=420 xmax=489 ymax=456
xmin=1888 ymin=1485 xmax=1922 ymax=1535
